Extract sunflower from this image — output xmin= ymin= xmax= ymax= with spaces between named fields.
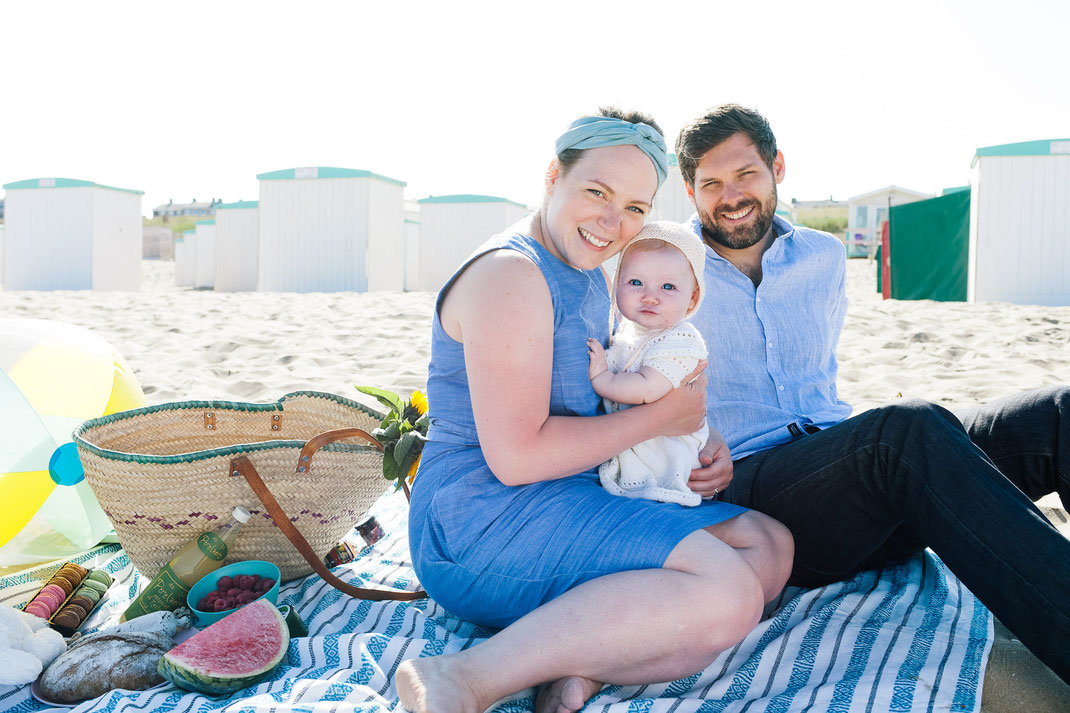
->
xmin=402 ymin=390 xmax=429 ymax=424
xmin=406 ymin=453 xmax=421 ymax=485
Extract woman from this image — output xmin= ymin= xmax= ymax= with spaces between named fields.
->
xmin=397 ymin=109 xmax=794 ymax=713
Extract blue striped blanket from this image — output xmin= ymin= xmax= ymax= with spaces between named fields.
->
xmin=0 ymin=492 xmax=991 ymax=713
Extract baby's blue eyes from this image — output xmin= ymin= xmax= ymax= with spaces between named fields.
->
xmin=627 ymin=279 xmax=676 ymax=291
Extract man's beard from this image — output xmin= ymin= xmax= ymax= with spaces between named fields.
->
xmin=698 ymin=186 xmax=777 ymax=251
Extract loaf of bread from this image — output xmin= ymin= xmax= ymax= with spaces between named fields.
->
xmin=38 ymin=631 xmax=173 ymax=704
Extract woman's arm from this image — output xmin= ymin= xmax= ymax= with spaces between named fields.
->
xmin=441 ymin=250 xmax=706 ymax=486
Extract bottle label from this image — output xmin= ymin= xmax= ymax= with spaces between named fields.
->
xmin=197 ymin=531 xmax=228 ymax=561
xmin=122 ymin=564 xmax=191 ymax=620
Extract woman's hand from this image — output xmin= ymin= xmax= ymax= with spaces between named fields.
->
xmin=643 ymin=361 xmax=708 ymax=437
xmin=688 ymin=427 xmax=734 ymax=498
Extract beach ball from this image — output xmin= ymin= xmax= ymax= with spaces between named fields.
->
xmin=0 ymin=318 xmax=146 ymax=565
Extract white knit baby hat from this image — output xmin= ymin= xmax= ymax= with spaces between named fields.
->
xmin=614 ymin=220 xmax=707 ymax=318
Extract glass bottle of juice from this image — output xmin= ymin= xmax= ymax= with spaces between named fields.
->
xmin=121 ymin=505 xmax=251 ymax=621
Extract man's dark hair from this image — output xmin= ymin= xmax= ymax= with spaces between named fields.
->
xmin=557 ymin=106 xmax=664 ymax=174
xmin=674 ymin=104 xmax=778 ymax=186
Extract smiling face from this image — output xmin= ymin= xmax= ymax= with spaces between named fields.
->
xmin=615 ymin=242 xmax=700 ymax=331
xmin=686 ymin=132 xmax=785 ymax=254
xmin=539 ymin=144 xmax=658 ymax=271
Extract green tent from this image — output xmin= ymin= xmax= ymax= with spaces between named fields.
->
xmin=886 ymin=191 xmax=970 ymax=301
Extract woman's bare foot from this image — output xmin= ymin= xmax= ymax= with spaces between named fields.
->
xmin=396 ymin=655 xmax=485 ymax=713
xmin=535 ymin=675 xmax=602 ymax=713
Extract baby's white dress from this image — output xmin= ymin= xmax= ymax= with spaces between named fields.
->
xmin=598 ymin=319 xmax=709 ymax=507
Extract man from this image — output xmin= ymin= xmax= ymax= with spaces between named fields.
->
xmin=679 ymin=104 xmax=1069 ymax=684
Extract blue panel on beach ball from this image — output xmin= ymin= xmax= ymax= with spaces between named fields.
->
xmin=49 ymin=442 xmax=85 ymax=486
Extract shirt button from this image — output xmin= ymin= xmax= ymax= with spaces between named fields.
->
xmin=756 ymin=297 xmax=762 ymax=303
xmin=778 ymin=385 xmax=785 ymax=391
xmin=768 ymin=342 xmax=774 ymax=348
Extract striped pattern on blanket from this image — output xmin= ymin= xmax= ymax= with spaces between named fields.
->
xmin=0 ymin=491 xmax=991 ymax=713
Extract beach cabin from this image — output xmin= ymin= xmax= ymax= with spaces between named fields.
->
xmin=193 ymin=220 xmax=216 ymax=289
xmin=969 ymin=138 xmax=1070 ymax=305
xmin=174 ymin=229 xmax=196 ymax=286
xmin=2 ymin=178 xmax=142 ymax=290
xmin=416 ymin=194 xmax=529 ymax=292
xmin=257 ymin=167 xmax=406 ymax=292
xmin=214 ymin=201 xmax=259 ymax=292
xmin=403 ymin=201 xmax=420 ymax=292
xmin=142 ymin=226 xmax=173 ymax=260
xmin=845 ymin=186 xmax=930 ymax=258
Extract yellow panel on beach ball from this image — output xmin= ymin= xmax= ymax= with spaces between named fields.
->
xmin=0 ymin=470 xmax=56 ymax=546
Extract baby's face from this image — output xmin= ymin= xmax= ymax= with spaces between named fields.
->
xmin=615 ymin=246 xmax=699 ymax=331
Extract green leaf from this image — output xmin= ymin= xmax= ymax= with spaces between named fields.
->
xmin=382 ymin=453 xmax=399 ymax=480
xmin=376 ymin=421 xmax=400 ymax=444
xmin=393 ymin=430 xmax=420 ymax=468
xmin=355 ymin=386 xmax=403 ymax=418
xmin=415 ymin=413 xmax=430 ymax=433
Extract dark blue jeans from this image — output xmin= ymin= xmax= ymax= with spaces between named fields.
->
xmin=723 ymin=386 xmax=1070 ymax=683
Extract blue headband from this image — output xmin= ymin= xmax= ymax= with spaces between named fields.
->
xmin=554 ymin=116 xmax=668 ymax=188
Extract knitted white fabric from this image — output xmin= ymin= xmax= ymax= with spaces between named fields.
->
xmin=599 ymin=319 xmax=709 ymax=507
xmin=613 ymin=220 xmax=708 ymax=318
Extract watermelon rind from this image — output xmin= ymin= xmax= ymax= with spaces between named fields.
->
xmin=157 ymin=598 xmax=289 ymax=695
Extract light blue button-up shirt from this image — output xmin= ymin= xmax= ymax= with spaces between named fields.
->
xmin=687 ymin=214 xmax=852 ymax=459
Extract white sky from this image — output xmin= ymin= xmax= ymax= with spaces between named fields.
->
xmin=2 ymin=0 xmax=1067 ymax=216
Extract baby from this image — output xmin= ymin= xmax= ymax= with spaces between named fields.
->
xmin=587 ymin=220 xmax=709 ymax=506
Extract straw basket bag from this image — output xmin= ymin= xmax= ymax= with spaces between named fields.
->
xmin=74 ymin=391 xmax=424 ymax=601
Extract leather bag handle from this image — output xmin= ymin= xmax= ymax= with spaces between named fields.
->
xmin=231 ymin=447 xmax=426 ymax=601
xmin=295 ymin=428 xmax=412 ymax=499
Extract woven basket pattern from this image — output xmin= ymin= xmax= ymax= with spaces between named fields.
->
xmin=75 ymin=392 xmax=387 ymax=581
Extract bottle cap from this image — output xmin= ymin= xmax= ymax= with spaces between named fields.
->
xmin=232 ymin=506 xmax=251 ymax=523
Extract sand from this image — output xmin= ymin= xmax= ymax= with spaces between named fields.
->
xmin=1 ymin=257 xmax=1067 ymax=710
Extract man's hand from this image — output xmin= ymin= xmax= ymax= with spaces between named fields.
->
xmin=688 ymin=428 xmax=733 ymax=498
xmin=587 ymin=338 xmax=608 ymax=380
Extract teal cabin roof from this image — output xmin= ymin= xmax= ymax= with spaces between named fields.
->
xmin=182 ymin=229 xmax=195 ymax=235
xmin=418 ymin=193 xmax=526 ymax=208
xmin=256 ymin=167 xmax=406 ymax=187
xmin=216 ymin=200 xmax=259 ymax=210
xmin=973 ymin=139 xmax=1070 ymax=166
xmin=3 ymin=177 xmax=143 ymax=195
xmin=195 ymin=220 xmax=215 ymax=226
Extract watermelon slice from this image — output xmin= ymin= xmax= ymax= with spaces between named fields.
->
xmin=157 ymin=598 xmax=289 ymax=695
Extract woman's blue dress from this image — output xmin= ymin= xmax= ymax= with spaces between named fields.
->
xmin=408 ymin=231 xmax=747 ymax=628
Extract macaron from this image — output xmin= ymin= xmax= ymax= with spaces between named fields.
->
xmin=51 ymin=610 xmax=81 ymax=630
xmin=79 ymin=578 xmax=108 ymax=595
xmin=37 ymin=598 xmax=63 ymax=616
xmin=75 ymin=586 xmax=101 ymax=604
xmin=41 ymin=583 xmax=68 ymax=600
xmin=23 ymin=601 xmax=51 ymax=619
xmin=59 ymin=603 xmax=88 ymax=621
xmin=62 ymin=562 xmax=89 ymax=578
xmin=48 ymin=577 xmax=74 ymax=596
xmin=86 ymin=570 xmax=112 ymax=587
xmin=69 ymin=594 xmax=95 ymax=612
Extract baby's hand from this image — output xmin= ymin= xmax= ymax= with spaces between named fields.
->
xmin=587 ymin=338 xmax=608 ymax=380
